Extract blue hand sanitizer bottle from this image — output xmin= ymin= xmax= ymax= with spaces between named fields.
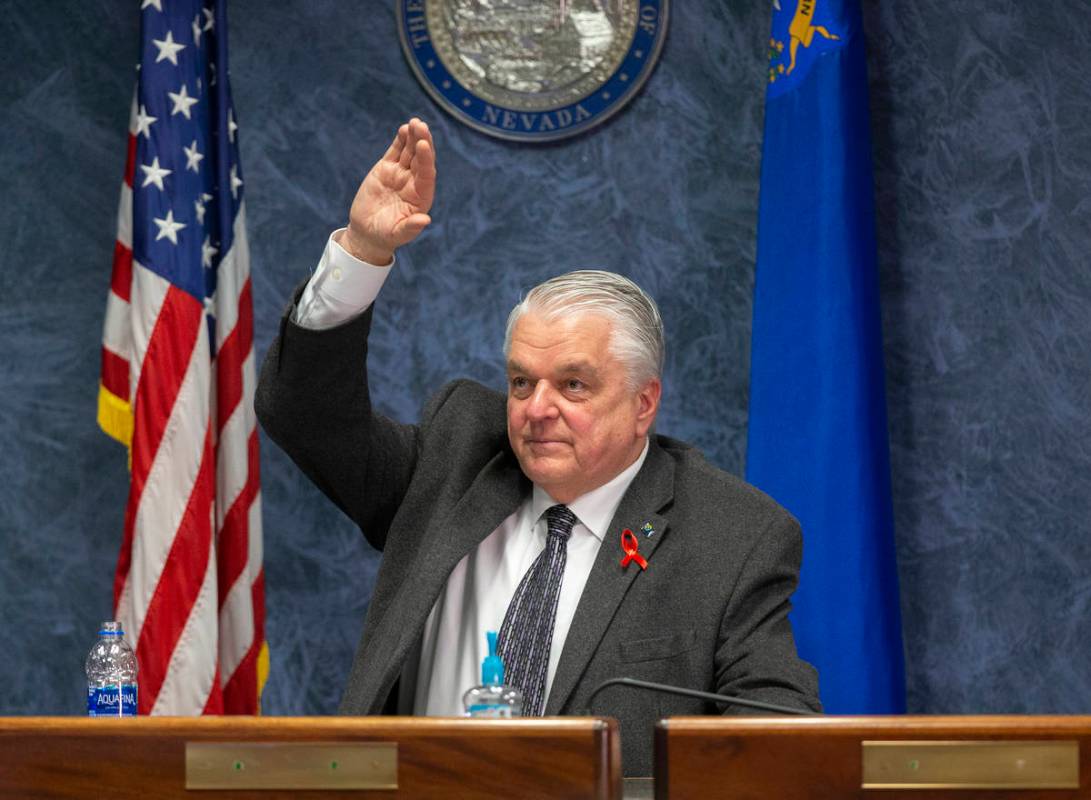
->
xmin=462 ymin=631 xmax=524 ymax=718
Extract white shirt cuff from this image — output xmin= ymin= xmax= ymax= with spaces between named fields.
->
xmin=292 ymin=228 xmax=395 ymax=330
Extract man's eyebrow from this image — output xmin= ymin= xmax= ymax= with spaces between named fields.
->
xmin=506 ymin=360 xmax=600 ymax=378
xmin=558 ymin=360 xmax=599 ymax=378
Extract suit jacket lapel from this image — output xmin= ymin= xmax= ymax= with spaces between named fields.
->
xmin=432 ymin=449 xmax=529 ymax=571
xmin=544 ymin=440 xmax=675 ymax=715
xmin=372 ymin=449 xmax=528 ymax=706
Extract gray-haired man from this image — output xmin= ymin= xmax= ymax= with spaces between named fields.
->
xmin=256 ymin=119 xmax=820 ymax=776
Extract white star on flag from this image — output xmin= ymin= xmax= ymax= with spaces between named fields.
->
xmin=184 ymin=139 xmax=204 ymax=173
xmin=153 ymin=30 xmax=186 ymax=65
xmin=153 ymin=209 xmax=186 ymax=244
xmin=135 ymin=105 xmax=157 ymax=139
xmin=203 ymin=8 xmax=215 ymax=32
xmin=168 ymin=84 xmax=199 ymax=119
xmin=195 ymin=192 xmax=213 ymax=225
xmin=201 ymin=235 xmax=219 ymax=267
xmin=140 ymin=156 xmax=172 ymax=191
xmin=141 ymin=0 xmax=163 ymax=11
xmin=227 ymin=108 xmax=238 ymax=143
xmin=192 ymin=13 xmax=204 ymax=46
xmin=229 ymin=165 xmax=243 ymax=199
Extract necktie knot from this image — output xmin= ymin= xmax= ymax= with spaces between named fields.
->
xmin=545 ymin=504 xmax=577 ymax=542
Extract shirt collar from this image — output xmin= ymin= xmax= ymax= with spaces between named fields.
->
xmin=530 ymin=439 xmax=650 ymax=542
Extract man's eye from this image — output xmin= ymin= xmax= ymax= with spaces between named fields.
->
xmin=566 ymin=379 xmax=585 ymax=391
xmin=511 ymin=377 xmax=529 ymax=391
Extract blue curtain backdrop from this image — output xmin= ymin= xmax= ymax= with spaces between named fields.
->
xmin=746 ymin=0 xmax=906 ymax=714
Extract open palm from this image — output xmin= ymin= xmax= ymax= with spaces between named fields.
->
xmin=343 ymin=118 xmax=436 ymax=264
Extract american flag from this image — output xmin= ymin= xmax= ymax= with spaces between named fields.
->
xmin=98 ymin=0 xmax=265 ymax=715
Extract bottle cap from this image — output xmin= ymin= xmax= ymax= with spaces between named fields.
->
xmin=481 ymin=631 xmax=504 ymax=685
xmin=99 ymin=621 xmax=124 ymax=636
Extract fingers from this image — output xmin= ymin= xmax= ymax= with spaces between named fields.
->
xmin=412 ymin=117 xmax=434 ymax=158
xmin=413 ymin=137 xmax=436 ymax=181
xmin=402 ymin=120 xmax=436 ymax=211
xmin=399 ymin=118 xmax=433 ymax=168
xmin=383 ymin=123 xmax=409 ymax=164
xmin=381 ymin=118 xmax=433 ymax=169
xmin=411 ymin=148 xmax=436 ymax=213
xmin=398 ymin=120 xmax=417 ymax=168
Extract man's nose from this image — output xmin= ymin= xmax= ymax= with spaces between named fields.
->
xmin=525 ymin=380 xmax=560 ymax=420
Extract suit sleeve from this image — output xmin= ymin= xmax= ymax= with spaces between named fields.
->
xmin=713 ymin=510 xmax=823 ymax=713
xmin=255 ymin=289 xmax=417 ymax=551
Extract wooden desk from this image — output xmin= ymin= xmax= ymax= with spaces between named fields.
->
xmin=655 ymin=716 xmax=1091 ymax=799
xmin=0 ymin=716 xmax=620 ymax=799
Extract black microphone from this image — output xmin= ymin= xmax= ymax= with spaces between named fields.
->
xmin=586 ymin=677 xmax=819 ymax=716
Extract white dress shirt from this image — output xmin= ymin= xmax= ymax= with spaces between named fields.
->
xmin=294 ymin=231 xmax=649 ymax=714
xmin=292 ymin=230 xmax=395 ymax=329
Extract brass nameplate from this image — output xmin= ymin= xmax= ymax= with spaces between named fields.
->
xmin=862 ymin=740 xmax=1078 ymax=790
xmin=185 ymin=741 xmax=397 ymax=790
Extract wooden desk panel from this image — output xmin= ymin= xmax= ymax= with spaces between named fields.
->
xmin=655 ymin=716 xmax=1091 ymax=800
xmin=0 ymin=716 xmax=620 ymax=799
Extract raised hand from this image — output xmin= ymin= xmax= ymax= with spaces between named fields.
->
xmin=340 ymin=118 xmax=436 ymax=265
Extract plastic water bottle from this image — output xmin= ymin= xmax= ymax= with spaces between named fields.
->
xmin=85 ymin=621 xmax=138 ymax=717
xmin=462 ymin=631 xmax=523 ymax=718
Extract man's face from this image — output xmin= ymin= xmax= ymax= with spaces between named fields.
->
xmin=506 ymin=311 xmax=661 ymax=503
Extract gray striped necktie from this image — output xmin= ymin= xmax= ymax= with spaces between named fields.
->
xmin=496 ymin=504 xmax=578 ymax=716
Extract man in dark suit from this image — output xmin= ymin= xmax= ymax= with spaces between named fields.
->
xmin=256 ymin=118 xmax=820 ymax=776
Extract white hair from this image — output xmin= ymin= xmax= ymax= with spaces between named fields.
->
xmin=503 ymin=270 xmax=665 ymax=389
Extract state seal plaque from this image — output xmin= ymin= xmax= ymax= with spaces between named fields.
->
xmin=397 ymin=0 xmax=669 ymax=142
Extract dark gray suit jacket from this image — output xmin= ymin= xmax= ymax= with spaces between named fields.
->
xmin=256 ymin=302 xmax=821 ymax=776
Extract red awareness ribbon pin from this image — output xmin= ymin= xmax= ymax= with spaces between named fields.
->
xmin=620 ymin=529 xmax=648 ymax=570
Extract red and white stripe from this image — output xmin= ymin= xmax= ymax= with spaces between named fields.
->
xmin=212 ymin=205 xmax=266 ymax=714
xmin=99 ymin=97 xmax=137 ymax=413
xmin=100 ymin=99 xmax=264 ymax=716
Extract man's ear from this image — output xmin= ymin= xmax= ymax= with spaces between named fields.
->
xmin=634 ymin=378 xmax=662 ymax=437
